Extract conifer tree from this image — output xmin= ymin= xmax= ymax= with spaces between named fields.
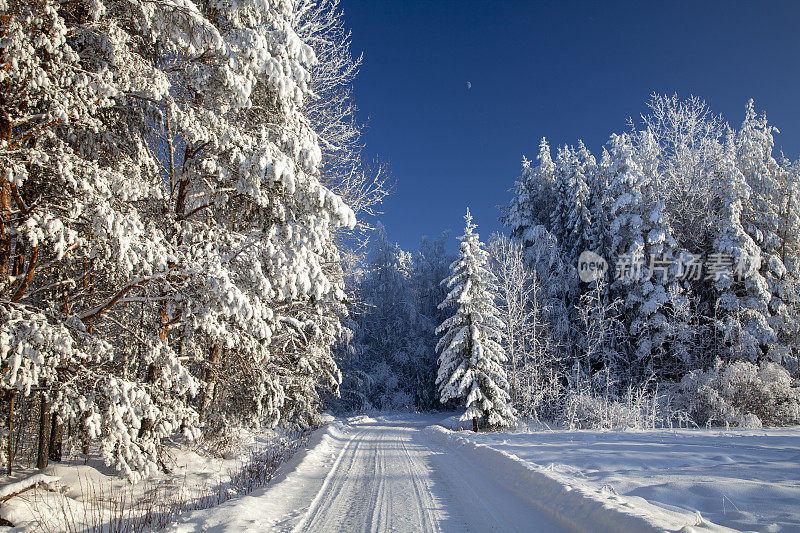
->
xmin=502 ymin=138 xmax=555 ymax=249
xmin=550 ymin=145 xmax=575 ymax=250
xmin=714 ymin=132 xmax=775 ymax=361
xmin=411 ymin=232 xmax=454 ymax=409
xmin=436 ymin=209 xmax=515 ymax=430
xmin=0 ymin=0 xmax=359 ymax=477
xmin=736 ymin=100 xmax=791 ymax=363
xmin=568 ymin=141 xmax=595 ymax=264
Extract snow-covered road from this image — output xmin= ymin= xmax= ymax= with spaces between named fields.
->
xmin=293 ymin=416 xmax=571 ymax=532
xmin=167 ymin=415 xmax=753 ymax=533
xmin=166 ymin=415 xmax=576 ymax=532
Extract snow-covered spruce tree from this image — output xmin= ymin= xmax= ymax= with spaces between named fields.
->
xmin=775 ymin=156 xmax=800 ymax=372
xmin=603 ymin=132 xmax=691 ymax=380
xmin=712 ymin=132 xmax=774 ymax=362
xmin=632 ymin=129 xmax=693 ymax=379
xmin=502 ymin=138 xmax=556 ymax=248
xmin=735 ymin=100 xmax=794 ymax=364
xmin=502 ymin=139 xmax=574 ymax=364
xmin=587 ymin=148 xmax=612 ymax=260
xmin=547 ymin=142 xmax=593 ymax=267
xmin=603 ymin=133 xmax=648 ymax=378
xmin=549 ymin=145 xmax=575 ymax=254
xmin=436 ymin=209 xmax=515 ymax=431
xmin=568 ymin=141 xmax=595 ymax=265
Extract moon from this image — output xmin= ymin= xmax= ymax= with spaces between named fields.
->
xmin=466 ymin=81 xmax=471 ymax=90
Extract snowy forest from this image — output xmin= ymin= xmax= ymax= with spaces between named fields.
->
xmin=340 ymin=95 xmax=800 ymax=432
xmin=2 ymin=0 xmax=800 ymax=528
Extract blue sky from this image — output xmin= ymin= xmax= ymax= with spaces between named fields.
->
xmin=342 ymin=0 xmax=800 ymax=252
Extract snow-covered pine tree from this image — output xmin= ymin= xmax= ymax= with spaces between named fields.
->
xmin=0 ymin=0 xmax=198 ymax=479
xmin=502 ymin=138 xmax=556 ymax=249
xmin=736 ymin=100 xmax=791 ymax=363
xmin=436 ymin=209 xmax=515 ymax=431
xmin=568 ymin=141 xmax=595 ymax=265
xmin=130 ymin=0 xmax=356 ymax=432
xmin=1 ymin=0 xmax=360 ymax=478
xmin=713 ymin=131 xmax=775 ymax=362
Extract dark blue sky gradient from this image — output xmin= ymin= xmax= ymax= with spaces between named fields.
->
xmin=342 ymin=0 xmax=800 ymax=252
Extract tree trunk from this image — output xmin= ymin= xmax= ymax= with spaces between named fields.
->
xmin=6 ymin=392 xmax=14 ymax=476
xmin=80 ymin=412 xmax=90 ymax=457
xmin=199 ymin=343 xmax=222 ymax=425
xmin=36 ymin=393 xmax=51 ymax=470
xmin=48 ymin=417 xmax=63 ymax=463
xmin=137 ymin=418 xmax=154 ymax=439
xmin=472 ymin=416 xmax=478 ymax=433
xmin=138 ymin=363 xmax=158 ymax=439
xmin=0 ymin=115 xmax=12 ymax=288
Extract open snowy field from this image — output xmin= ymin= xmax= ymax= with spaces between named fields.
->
xmin=436 ymin=420 xmax=800 ymax=532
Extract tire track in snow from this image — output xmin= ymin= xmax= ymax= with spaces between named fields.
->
xmin=369 ymin=429 xmax=388 ymax=533
xmin=398 ymin=433 xmax=440 ymax=533
xmin=292 ymin=428 xmax=369 ymax=532
xmin=291 ymin=418 xmax=573 ymax=532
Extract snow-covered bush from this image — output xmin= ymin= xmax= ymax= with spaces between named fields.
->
xmin=556 ymin=358 xmax=800 ymax=430
xmin=559 ymin=383 xmax=669 ymax=430
xmin=678 ymin=360 xmax=800 ymax=428
xmin=560 ymin=391 xmax=607 ymax=429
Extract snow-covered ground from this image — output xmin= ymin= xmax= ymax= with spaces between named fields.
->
xmin=437 ymin=419 xmax=800 ymax=532
xmin=0 ymin=426 xmax=302 ymax=531
xmin=5 ymin=414 xmax=798 ymax=532
xmin=166 ymin=413 xmax=577 ymax=532
xmin=165 ymin=414 xmax=800 ymax=532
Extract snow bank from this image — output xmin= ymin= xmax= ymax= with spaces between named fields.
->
xmin=425 ymin=425 xmax=738 ymax=533
xmin=164 ymin=421 xmax=353 ymax=532
xmin=0 ymin=425 xmax=305 ymax=531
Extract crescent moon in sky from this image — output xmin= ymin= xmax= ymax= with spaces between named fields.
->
xmin=466 ymin=81 xmax=471 ymax=90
